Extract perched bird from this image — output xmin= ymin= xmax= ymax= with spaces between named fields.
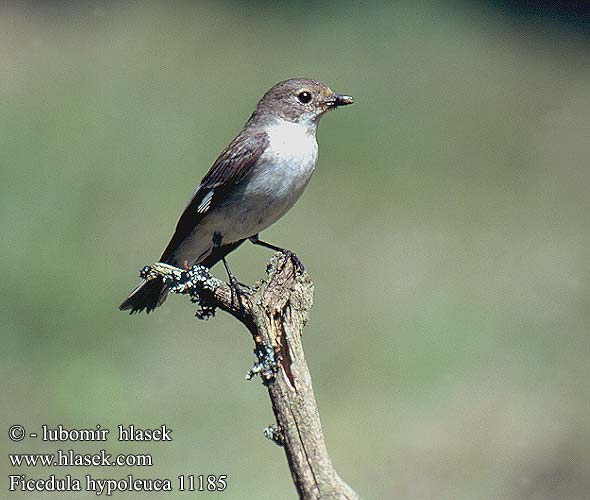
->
xmin=120 ymin=78 xmax=353 ymax=313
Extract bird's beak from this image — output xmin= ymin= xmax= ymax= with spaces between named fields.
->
xmin=326 ymin=93 xmax=354 ymax=108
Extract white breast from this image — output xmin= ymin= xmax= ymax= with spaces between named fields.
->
xmin=217 ymin=120 xmax=319 ymax=239
xmin=258 ymin=120 xmax=318 ymax=197
xmin=173 ymin=120 xmax=319 ymax=265
xmin=266 ymin=120 xmax=318 ymax=164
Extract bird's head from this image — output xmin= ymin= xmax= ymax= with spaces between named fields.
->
xmin=248 ymin=78 xmax=354 ymax=128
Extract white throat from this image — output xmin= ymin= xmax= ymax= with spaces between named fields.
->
xmin=265 ymin=118 xmax=317 ymax=153
xmin=263 ymin=119 xmax=319 ymax=177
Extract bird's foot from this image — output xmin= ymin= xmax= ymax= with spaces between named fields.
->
xmin=249 ymin=235 xmax=305 ymax=272
xmin=281 ymin=250 xmax=305 ymax=273
xmin=228 ymin=274 xmax=245 ymax=310
xmin=220 ymin=257 xmax=246 ymax=310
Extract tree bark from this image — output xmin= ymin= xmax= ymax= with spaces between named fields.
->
xmin=145 ymin=255 xmax=361 ymax=500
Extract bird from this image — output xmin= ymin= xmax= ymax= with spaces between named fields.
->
xmin=119 ymin=78 xmax=353 ymax=313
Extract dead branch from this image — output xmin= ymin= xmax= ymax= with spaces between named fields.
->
xmin=143 ymin=255 xmax=361 ymax=500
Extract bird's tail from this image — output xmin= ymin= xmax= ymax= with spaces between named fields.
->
xmin=119 ymin=277 xmax=169 ymax=314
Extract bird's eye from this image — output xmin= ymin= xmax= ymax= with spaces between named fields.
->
xmin=297 ymin=91 xmax=312 ymax=104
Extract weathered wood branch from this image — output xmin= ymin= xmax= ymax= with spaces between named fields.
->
xmin=144 ymin=255 xmax=361 ymax=500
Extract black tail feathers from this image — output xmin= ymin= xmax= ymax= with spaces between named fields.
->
xmin=119 ymin=278 xmax=169 ymax=314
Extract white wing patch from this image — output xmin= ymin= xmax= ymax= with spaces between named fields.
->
xmin=197 ymin=189 xmax=214 ymax=214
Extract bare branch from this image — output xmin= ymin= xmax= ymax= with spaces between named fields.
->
xmin=144 ymin=255 xmax=362 ymax=500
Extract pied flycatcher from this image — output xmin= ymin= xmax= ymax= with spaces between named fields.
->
xmin=120 ymin=78 xmax=353 ymax=313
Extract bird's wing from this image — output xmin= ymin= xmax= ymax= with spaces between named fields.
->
xmin=159 ymin=130 xmax=269 ymax=264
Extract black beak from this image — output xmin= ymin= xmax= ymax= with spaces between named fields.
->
xmin=327 ymin=94 xmax=354 ymax=108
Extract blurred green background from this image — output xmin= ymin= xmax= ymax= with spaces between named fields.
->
xmin=2 ymin=2 xmax=590 ymax=499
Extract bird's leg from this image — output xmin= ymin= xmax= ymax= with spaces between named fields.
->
xmin=249 ymin=234 xmax=305 ymax=271
xmin=222 ymin=257 xmax=242 ymax=309
xmin=211 ymin=231 xmax=243 ymax=308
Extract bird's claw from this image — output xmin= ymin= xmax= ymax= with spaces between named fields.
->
xmin=282 ymin=250 xmax=305 ymax=272
xmin=228 ymin=275 xmax=243 ymax=309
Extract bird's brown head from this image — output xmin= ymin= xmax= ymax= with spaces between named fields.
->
xmin=248 ymin=78 xmax=354 ymax=128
